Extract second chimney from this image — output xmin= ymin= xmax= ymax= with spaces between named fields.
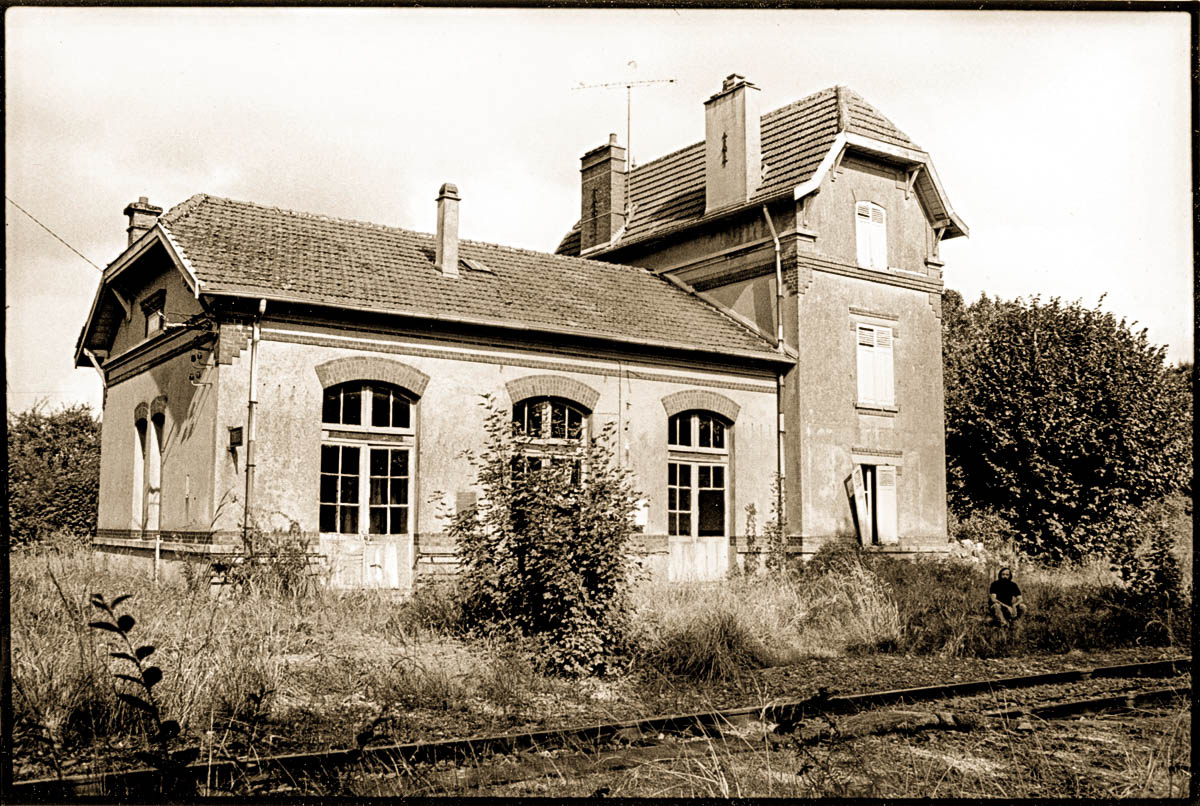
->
xmin=435 ymin=183 xmax=460 ymax=277
xmin=124 ymin=196 xmax=163 ymax=246
xmin=579 ymin=133 xmax=627 ymax=252
xmin=703 ymin=74 xmax=762 ymax=214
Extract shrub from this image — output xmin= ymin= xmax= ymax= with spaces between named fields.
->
xmin=451 ymin=396 xmax=640 ymax=677
xmin=645 ymin=608 xmax=776 ymax=682
xmin=7 ymin=403 xmax=101 ymax=544
xmin=942 ymin=291 xmax=1192 ymax=564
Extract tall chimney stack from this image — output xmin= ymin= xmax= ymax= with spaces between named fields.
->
xmin=703 ymin=74 xmax=762 ymax=214
xmin=123 ymin=196 xmax=163 ymax=246
xmin=435 ymin=183 xmax=460 ymax=277
xmin=579 ymin=133 xmax=627 ymax=252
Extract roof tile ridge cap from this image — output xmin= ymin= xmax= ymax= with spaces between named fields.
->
xmin=160 ymin=193 xmax=212 ymax=225
xmin=193 ymin=194 xmax=432 ymax=239
xmin=760 ymin=86 xmax=837 ymax=123
xmin=655 ymin=271 xmax=778 ymax=350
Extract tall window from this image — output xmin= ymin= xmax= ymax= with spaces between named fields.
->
xmin=145 ymin=414 xmax=164 ymax=532
xmin=855 ymin=201 xmax=887 ymax=269
xmin=133 ymin=418 xmax=147 ymax=530
xmin=511 ymin=397 xmax=588 ymax=481
xmin=856 ymin=324 xmax=895 ymax=407
xmin=667 ymin=411 xmax=730 ymax=537
xmin=848 ymin=463 xmax=898 ymax=545
xmin=320 ymin=382 xmax=414 ymax=536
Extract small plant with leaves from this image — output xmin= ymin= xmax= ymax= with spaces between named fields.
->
xmin=88 ymin=593 xmax=198 ymax=790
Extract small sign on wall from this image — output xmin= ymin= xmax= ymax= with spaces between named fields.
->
xmin=228 ymin=426 xmax=244 ymax=450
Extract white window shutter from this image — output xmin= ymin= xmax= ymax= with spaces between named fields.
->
xmin=856 ymin=325 xmax=876 ymax=405
xmin=874 ymin=326 xmax=895 ymax=407
xmin=855 ymin=202 xmax=872 ymax=266
xmin=870 ymin=205 xmax=887 ymax=269
xmin=875 ymin=465 xmax=898 ymax=544
xmin=848 ymin=466 xmax=872 ymax=544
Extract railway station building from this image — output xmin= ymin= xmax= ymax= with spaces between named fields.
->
xmin=77 ymin=75 xmax=967 ymax=589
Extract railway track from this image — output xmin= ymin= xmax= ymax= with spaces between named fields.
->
xmin=11 ymin=655 xmax=1190 ymax=799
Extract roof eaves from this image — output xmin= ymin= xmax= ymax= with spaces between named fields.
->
xmin=199 ymin=288 xmax=792 ymax=366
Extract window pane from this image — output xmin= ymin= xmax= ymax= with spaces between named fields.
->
xmin=551 ymin=401 xmax=566 ymax=439
xmin=669 ymin=513 xmax=680 ymax=536
xmin=322 ymin=389 xmax=340 ymax=424
xmin=713 ymin=465 xmax=724 ymax=488
xmin=528 ymin=402 xmax=542 ymax=437
xmin=369 ymin=507 xmax=386 ymax=534
xmin=343 ymin=387 xmax=361 ymax=425
xmin=711 ymin=420 xmax=725 ymax=450
xmin=370 ymin=448 xmax=387 ymax=476
xmin=320 ymin=505 xmax=336 ymax=532
xmin=391 ymin=507 xmax=407 ymax=534
xmin=699 ymin=490 xmax=725 ymax=536
xmin=371 ymin=386 xmax=390 ymax=427
xmin=340 ymin=476 xmax=359 ymax=503
xmin=669 ymin=414 xmax=691 ymax=446
xmin=699 ymin=465 xmax=711 ymax=487
xmin=391 ymin=450 xmax=408 ymax=477
xmin=393 ymin=396 xmax=409 ymax=429
xmin=679 ymin=464 xmax=691 ymax=486
xmin=391 ymin=479 xmax=407 ymax=505
xmin=679 ymin=489 xmax=691 ymax=511
xmin=668 ymin=463 xmax=677 ymax=485
xmin=321 ymin=444 xmax=339 ymax=473
xmin=370 ymin=478 xmax=386 ymax=506
xmin=339 ymin=506 xmax=358 ymax=534
xmin=320 ymin=475 xmax=338 ymax=504
xmin=699 ymin=416 xmax=712 ymax=448
xmin=568 ymin=408 xmax=583 ymax=439
xmin=668 ymin=488 xmax=677 ymax=509
xmin=679 ymin=514 xmax=691 ymax=535
xmin=341 ymin=446 xmax=360 ymax=474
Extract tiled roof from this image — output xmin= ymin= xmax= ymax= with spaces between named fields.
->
xmin=556 ymin=86 xmax=920 ymax=255
xmin=158 ymin=194 xmax=782 ymax=361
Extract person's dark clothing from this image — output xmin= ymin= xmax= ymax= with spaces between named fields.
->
xmin=989 ymin=578 xmax=1021 ymax=606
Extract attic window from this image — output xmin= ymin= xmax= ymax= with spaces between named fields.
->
xmin=461 ymin=258 xmax=494 ymax=275
xmin=141 ymin=290 xmax=166 ymax=338
xmin=855 ymin=201 xmax=887 ymax=270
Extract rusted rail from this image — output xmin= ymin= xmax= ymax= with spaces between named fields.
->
xmin=10 ymin=655 xmax=1190 ymax=800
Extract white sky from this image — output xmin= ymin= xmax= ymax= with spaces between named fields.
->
xmin=5 ymin=8 xmax=1193 ymax=416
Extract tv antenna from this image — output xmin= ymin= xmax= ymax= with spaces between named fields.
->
xmin=573 ymin=75 xmax=675 ymax=168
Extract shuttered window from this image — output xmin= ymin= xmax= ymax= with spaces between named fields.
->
xmin=855 ymin=201 xmax=887 ymax=269
xmin=846 ymin=464 xmax=899 ymax=545
xmin=856 ymin=324 xmax=895 ymax=407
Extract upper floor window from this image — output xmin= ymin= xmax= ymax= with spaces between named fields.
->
xmin=141 ymin=290 xmax=166 ymax=338
xmin=856 ymin=324 xmax=895 ymax=408
xmin=855 ymin=201 xmax=887 ymax=270
xmin=668 ymin=410 xmax=726 ymax=451
xmin=323 ymin=382 xmax=412 ymax=431
xmin=513 ymin=397 xmax=586 ymax=442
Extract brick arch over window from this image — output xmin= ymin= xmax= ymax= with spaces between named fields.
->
xmin=314 ymin=356 xmax=430 ymax=397
xmin=505 ymin=374 xmax=600 ymax=412
xmin=150 ymin=395 xmax=168 ymax=418
xmin=134 ymin=402 xmax=149 ymax=423
xmin=661 ymin=390 xmax=740 ymax=423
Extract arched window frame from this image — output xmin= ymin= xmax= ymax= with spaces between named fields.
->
xmin=319 ymin=380 xmax=419 ymax=538
xmin=855 ymin=200 xmax=887 ymax=270
xmin=510 ymin=396 xmax=591 ymax=482
xmin=666 ymin=409 xmax=732 ymax=539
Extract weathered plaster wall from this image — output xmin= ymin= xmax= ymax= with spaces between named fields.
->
xmin=210 ymin=321 xmax=780 ymax=570
xmin=98 ymin=346 xmax=218 ymax=536
xmin=805 ymin=155 xmax=934 ymax=274
xmin=793 ymin=270 xmax=947 ymax=546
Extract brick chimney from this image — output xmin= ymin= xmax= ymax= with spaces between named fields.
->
xmin=435 ymin=183 xmax=460 ymax=277
xmin=123 ymin=196 xmax=163 ymax=246
xmin=579 ymin=133 xmax=627 ymax=252
xmin=703 ymin=74 xmax=762 ymax=214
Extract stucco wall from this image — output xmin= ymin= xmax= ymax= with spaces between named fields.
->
xmin=108 ymin=250 xmax=203 ymax=358
xmin=98 ymin=345 xmax=218 ymax=535
xmin=793 ymin=269 xmax=947 ymax=545
xmin=210 ymin=321 xmax=780 ymax=558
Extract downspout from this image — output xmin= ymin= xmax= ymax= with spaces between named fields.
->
xmin=761 ymin=205 xmax=787 ymax=538
xmin=242 ymin=299 xmax=267 ymax=544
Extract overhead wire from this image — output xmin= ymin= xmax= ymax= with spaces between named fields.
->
xmin=5 ymin=195 xmax=103 ymax=271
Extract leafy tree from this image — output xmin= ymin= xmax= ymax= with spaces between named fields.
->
xmin=942 ymin=291 xmax=1191 ymax=563
xmin=7 ymin=403 xmax=101 ymax=544
xmin=450 ymin=395 xmax=639 ymax=676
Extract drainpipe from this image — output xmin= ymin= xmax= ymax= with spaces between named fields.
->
xmin=242 ymin=299 xmax=267 ymax=544
xmin=761 ymin=205 xmax=787 ymax=539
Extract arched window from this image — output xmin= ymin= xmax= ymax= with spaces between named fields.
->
xmin=511 ymin=396 xmax=589 ymax=481
xmin=319 ymin=381 xmax=415 ymax=536
xmin=855 ymin=201 xmax=887 ymax=270
xmin=667 ymin=410 xmax=731 ymax=537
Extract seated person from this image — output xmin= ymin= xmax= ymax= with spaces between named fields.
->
xmin=988 ymin=567 xmax=1027 ymax=626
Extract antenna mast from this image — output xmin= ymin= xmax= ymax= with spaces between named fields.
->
xmin=573 ymin=77 xmax=675 ymax=168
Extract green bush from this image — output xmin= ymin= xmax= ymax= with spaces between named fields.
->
xmin=451 ymin=396 xmax=640 ymax=677
xmin=7 ymin=403 xmax=101 ymax=544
